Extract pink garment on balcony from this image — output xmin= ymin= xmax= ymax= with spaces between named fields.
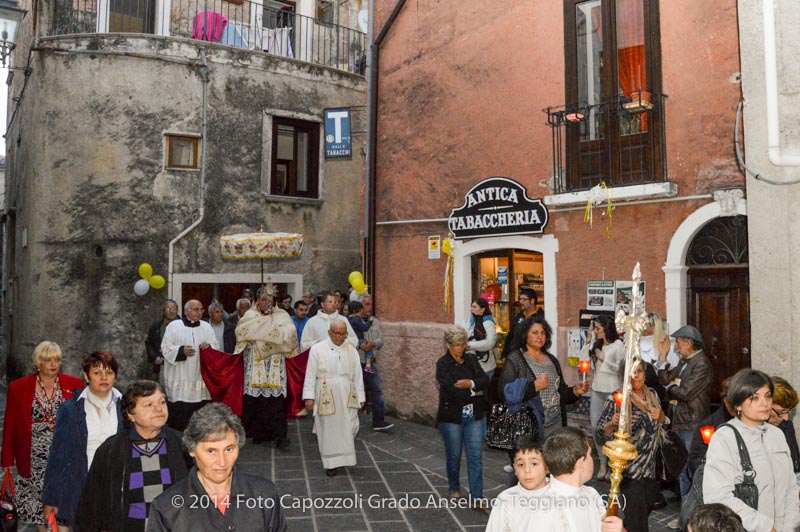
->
xmin=192 ymin=11 xmax=228 ymax=42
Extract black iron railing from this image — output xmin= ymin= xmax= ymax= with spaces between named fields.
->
xmin=49 ymin=0 xmax=367 ymax=74
xmin=545 ymin=92 xmax=667 ymax=194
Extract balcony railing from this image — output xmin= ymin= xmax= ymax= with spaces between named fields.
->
xmin=49 ymin=0 xmax=367 ymax=74
xmin=545 ymin=93 xmax=667 ymax=194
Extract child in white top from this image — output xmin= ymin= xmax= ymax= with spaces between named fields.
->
xmin=486 ymin=436 xmax=549 ymax=532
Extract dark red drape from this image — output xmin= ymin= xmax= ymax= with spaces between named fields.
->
xmin=200 ymin=347 xmax=243 ymax=416
xmin=285 ymin=349 xmax=310 ymax=419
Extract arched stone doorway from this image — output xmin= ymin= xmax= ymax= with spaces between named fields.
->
xmin=686 ymin=215 xmax=750 ymax=402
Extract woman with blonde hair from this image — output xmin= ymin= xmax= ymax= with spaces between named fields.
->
xmin=768 ymin=376 xmax=799 ymax=480
xmin=1 ymin=341 xmax=83 ymax=531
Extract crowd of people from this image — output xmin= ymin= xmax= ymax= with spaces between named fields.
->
xmin=0 ymin=284 xmax=388 ymax=531
xmin=1 ymin=282 xmax=799 ymax=532
xmin=437 ymin=288 xmax=799 ymax=532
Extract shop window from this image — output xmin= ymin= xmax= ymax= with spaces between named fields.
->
xmin=165 ymin=134 xmax=201 ymax=170
xmin=471 ymin=250 xmax=544 ymax=350
xmin=562 ymin=0 xmax=664 ymax=191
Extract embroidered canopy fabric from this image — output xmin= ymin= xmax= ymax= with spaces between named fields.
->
xmin=219 ymin=232 xmax=303 ymax=259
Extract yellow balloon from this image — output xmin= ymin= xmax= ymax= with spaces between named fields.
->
xmin=352 ymin=279 xmax=366 ymax=295
xmin=149 ymin=275 xmax=166 ymax=290
xmin=138 ymin=263 xmax=153 ymax=279
xmin=348 ymin=271 xmax=364 ymax=286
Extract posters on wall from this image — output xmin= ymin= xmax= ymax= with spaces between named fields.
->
xmin=586 ymin=280 xmax=646 ymax=315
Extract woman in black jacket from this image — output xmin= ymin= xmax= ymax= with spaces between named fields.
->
xmin=499 ymin=316 xmax=589 ymax=439
xmin=436 ymin=325 xmax=489 ymax=509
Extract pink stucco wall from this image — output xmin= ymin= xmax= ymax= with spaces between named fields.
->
xmin=372 ymin=0 xmax=743 ymax=421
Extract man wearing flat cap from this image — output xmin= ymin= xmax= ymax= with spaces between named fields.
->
xmin=654 ymin=324 xmax=712 ymax=500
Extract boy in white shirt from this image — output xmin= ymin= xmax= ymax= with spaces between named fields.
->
xmin=487 ymin=428 xmax=625 ymax=532
xmin=486 ymin=435 xmax=550 ymax=531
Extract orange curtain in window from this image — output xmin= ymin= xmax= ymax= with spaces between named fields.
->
xmin=616 ymin=0 xmax=646 ymax=98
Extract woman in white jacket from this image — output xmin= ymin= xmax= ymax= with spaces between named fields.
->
xmin=703 ymin=369 xmax=800 ymax=532
xmin=579 ymin=314 xmax=624 ymax=480
xmin=463 ymin=298 xmax=497 ymax=381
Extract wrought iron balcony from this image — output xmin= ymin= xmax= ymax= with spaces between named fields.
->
xmin=48 ymin=0 xmax=367 ymax=75
xmin=545 ymin=92 xmax=667 ymax=194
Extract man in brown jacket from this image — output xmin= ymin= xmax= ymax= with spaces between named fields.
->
xmin=656 ymin=325 xmax=712 ymax=445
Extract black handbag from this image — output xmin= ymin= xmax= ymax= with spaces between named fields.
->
xmin=679 ymin=423 xmax=758 ymax=530
xmin=0 ymin=472 xmax=18 ymax=532
xmin=486 ymin=402 xmax=539 ymax=451
xmin=655 ymin=426 xmax=688 ymax=482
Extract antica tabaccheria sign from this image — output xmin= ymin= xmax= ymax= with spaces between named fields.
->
xmin=448 ymin=177 xmax=549 ymax=239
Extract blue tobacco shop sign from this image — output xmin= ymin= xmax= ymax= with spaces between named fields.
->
xmin=448 ymin=177 xmax=549 ymax=239
xmin=324 ymin=108 xmax=352 ymax=158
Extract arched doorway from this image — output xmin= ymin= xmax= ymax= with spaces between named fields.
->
xmin=686 ymin=215 xmax=750 ymax=402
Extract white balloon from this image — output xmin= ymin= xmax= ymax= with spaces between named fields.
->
xmin=134 ymin=279 xmax=151 ymax=296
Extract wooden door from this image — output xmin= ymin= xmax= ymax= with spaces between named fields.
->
xmin=687 ymin=266 xmax=750 ymax=403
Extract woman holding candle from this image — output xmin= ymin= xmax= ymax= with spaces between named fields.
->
xmin=596 ymin=362 xmax=666 ymax=532
xmin=500 ymin=316 xmax=589 ymax=440
xmin=703 ymin=369 xmax=800 ymax=532
xmin=580 ymin=315 xmax=625 ymax=480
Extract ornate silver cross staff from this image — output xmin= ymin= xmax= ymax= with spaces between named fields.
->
xmin=602 ymin=263 xmax=648 ymax=516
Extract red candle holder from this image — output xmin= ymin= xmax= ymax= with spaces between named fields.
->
xmin=700 ymin=425 xmax=715 ymax=445
xmin=579 ymin=360 xmax=590 ymax=382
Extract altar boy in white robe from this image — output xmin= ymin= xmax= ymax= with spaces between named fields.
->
xmin=303 ymin=320 xmax=365 ymax=477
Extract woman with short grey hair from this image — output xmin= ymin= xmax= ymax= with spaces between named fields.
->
xmin=181 ymin=402 xmax=246 ymax=453
xmin=148 ymin=403 xmax=287 ymax=531
xmin=435 ymin=325 xmax=490 ymax=510
xmin=443 ymin=324 xmax=469 ymax=347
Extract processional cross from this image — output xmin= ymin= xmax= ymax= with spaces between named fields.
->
xmin=602 ymin=263 xmax=648 ymax=516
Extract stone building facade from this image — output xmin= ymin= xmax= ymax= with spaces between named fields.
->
xmin=2 ymin=0 xmax=368 ymax=381
xmin=738 ymin=0 xmax=800 ymax=400
xmin=371 ymin=0 xmax=754 ymax=422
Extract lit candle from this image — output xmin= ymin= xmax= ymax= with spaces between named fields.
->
xmin=613 ymin=391 xmax=623 ymax=414
xmin=700 ymin=425 xmax=715 ymax=445
xmin=579 ymin=360 xmax=591 ymax=383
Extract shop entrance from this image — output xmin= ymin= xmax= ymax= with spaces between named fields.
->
xmin=471 ymin=249 xmax=544 ymax=350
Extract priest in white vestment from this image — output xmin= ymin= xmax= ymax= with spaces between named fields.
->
xmin=300 ymin=292 xmax=358 ymax=351
xmin=302 ymin=320 xmax=365 ymax=476
xmin=234 ymin=285 xmax=298 ymax=449
xmin=161 ymin=299 xmax=219 ymax=430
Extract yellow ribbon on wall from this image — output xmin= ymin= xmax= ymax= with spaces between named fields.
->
xmin=583 ymin=182 xmax=613 ymax=238
xmin=442 ymin=238 xmax=455 ymax=311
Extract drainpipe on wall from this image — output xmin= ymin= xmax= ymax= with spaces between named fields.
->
xmin=364 ymin=0 xmax=407 ymax=307
xmin=763 ymin=0 xmax=800 ymax=167
xmin=168 ymin=48 xmax=209 ymax=300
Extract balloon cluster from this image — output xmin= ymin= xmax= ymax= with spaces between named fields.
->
xmin=348 ymin=271 xmax=367 ymax=295
xmin=134 ymin=263 xmax=166 ymax=296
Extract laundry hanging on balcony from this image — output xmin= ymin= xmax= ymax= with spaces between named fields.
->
xmin=192 ymin=11 xmax=228 ymax=43
xmin=263 ymin=27 xmax=294 ymax=58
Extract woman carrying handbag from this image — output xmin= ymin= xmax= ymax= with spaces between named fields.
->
xmin=703 ymin=369 xmax=800 ymax=532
